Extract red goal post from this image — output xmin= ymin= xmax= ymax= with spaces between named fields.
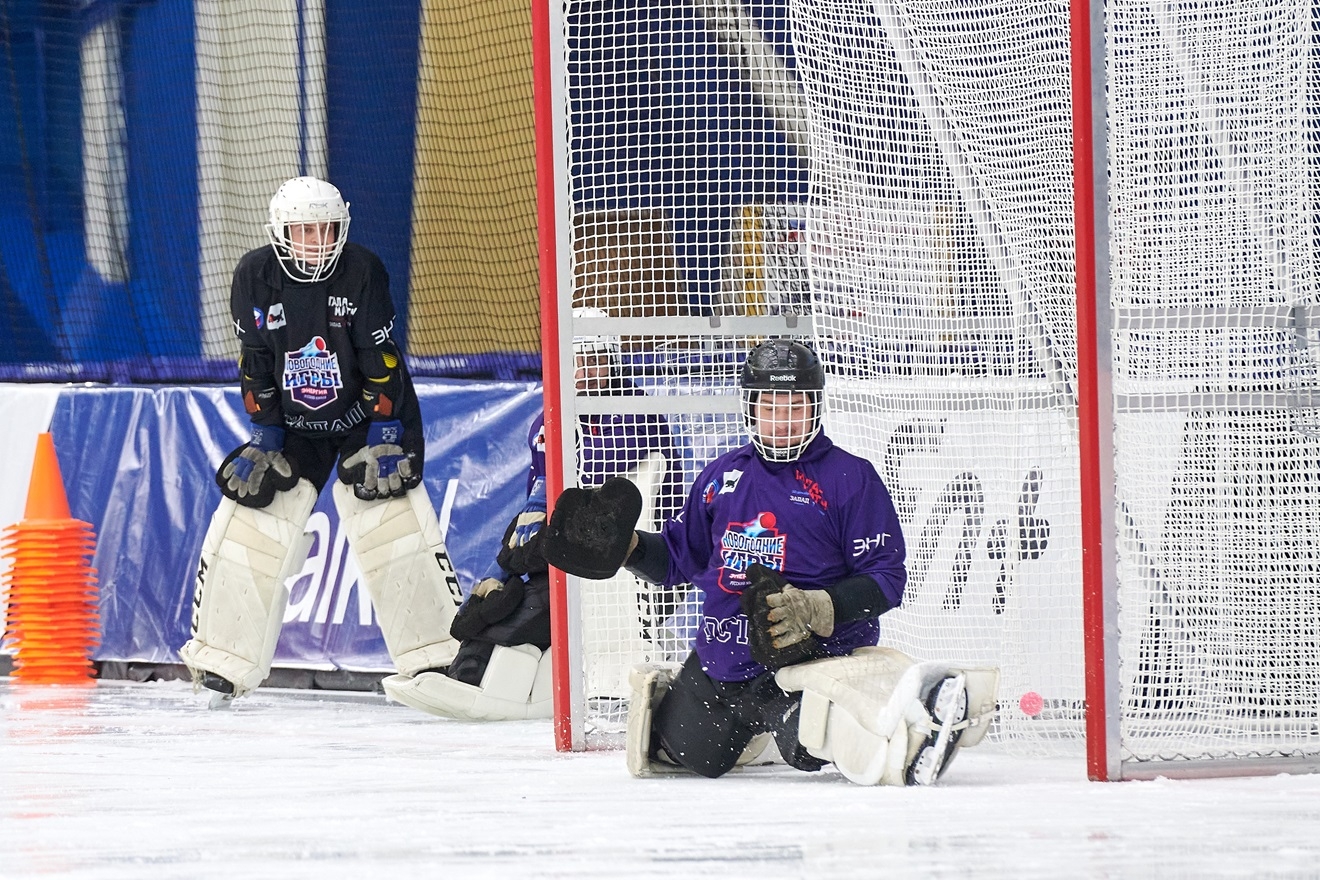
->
xmin=532 ymin=0 xmax=1320 ymax=779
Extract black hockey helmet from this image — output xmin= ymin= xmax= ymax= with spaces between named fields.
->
xmin=740 ymin=338 xmax=825 ymax=392
xmin=740 ymin=339 xmax=826 ymax=462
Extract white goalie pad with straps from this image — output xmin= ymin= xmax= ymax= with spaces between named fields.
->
xmin=380 ymin=644 xmax=553 ymax=720
xmin=775 ymin=646 xmax=999 ymax=786
xmin=179 ymin=480 xmax=318 ymax=698
xmin=333 ymin=483 xmax=463 ymax=675
xmin=626 ymin=663 xmax=682 ymax=777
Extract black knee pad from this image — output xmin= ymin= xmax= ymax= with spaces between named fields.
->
xmin=446 ymin=639 xmax=497 ymax=687
xmin=652 ymin=654 xmax=754 ymax=779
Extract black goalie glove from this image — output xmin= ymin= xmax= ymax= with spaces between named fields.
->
xmin=216 ymin=423 xmax=299 ymax=509
xmin=449 ymin=574 xmax=527 ymax=643
xmin=542 ymin=477 xmax=643 ymax=579
xmin=740 ymin=563 xmax=830 ymax=670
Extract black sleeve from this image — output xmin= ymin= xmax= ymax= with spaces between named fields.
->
xmin=349 ymin=248 xmax=396 ymax=352
xmin=825 ymin=574 xmax=895 ymax=624
xmin=239 ymin=344 xmax=281 ymax=425
xmin=357 ymin=340 xmax=406 ymax=420
xmin=230 ymin=258 xmax=281 ymax=426
xmin=624 ymin=530 xmax=670 ymax=585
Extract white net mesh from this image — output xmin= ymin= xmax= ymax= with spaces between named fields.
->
xmin=558 ymin=0 xmax=1084 ymax=751
xmin=556 ymin=0 xmax=1320 ymax=766
xmin=1109 ymin=0 xmax=1320 ymax=764
xmin=794 ymin=0 xmax=1083 ymax=751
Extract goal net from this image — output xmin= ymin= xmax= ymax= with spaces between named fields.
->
xmin=539 ymin=0 xmax=1320 ymax=776
xmin=1106 ymin=0 xmax=1320 ymax=774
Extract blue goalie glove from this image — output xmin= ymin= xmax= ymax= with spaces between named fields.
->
xmin=496 ymin=477 xmax=549 ymax=575
xmin=216 ymin=423 xmax=299 ymax=508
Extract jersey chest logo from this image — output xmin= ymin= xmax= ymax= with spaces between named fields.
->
xmin=283 ymin=336 xmax=343 ymax=410
xmin=702 ymin=469 xmax=743 ymax=504
xmin=790 ymin=467 xmax=829 ymax=511
xmin=717 ymin=512 xmax=786 ymax=594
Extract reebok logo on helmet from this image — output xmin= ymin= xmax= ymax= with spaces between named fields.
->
xmin=770 ymin=374 xmax=795 ymax=382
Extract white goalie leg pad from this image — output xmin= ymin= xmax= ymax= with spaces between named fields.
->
xmin=381 ymin=645 xmax=553 ymax=721
xmin=333 ymin=483 xmax=464 ymax=675
xmin=178 ymin=480 xmax=318 ymax=698
xmin=775 ymin=647 xmax=999 ymax=786
xmin=626 ymin=663 xmax=685 ymax=777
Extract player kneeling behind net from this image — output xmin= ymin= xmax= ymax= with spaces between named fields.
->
xmin=543 ymin=339 xmax=999 ymax=785
xmin=383 ymin=318 xmax=682 ymax=720
xmin=178 ymin=177 xmax=463 ymax=707
xmin=381 ymin=467 xmax=555 ymax=721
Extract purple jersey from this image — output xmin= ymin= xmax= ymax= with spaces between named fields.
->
xmin=659 ymin=432 xmax=906 ymax=682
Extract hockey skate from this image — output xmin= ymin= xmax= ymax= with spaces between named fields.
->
xmin=202 ymin=672 xmax=237 ymax=711
xmin=906 ymin=674 xmax=968 ymax=786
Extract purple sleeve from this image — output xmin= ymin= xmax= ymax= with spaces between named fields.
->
xmin=838 ymin=470 xmax=907 ymax=609
xmin=658 ymin=463 xmax=720 ymax=589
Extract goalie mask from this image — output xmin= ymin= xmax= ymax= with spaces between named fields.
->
xmin=572 ymin=306 xmax=621 ymax=394
xmin=741 ymin=339 xmax=825 ymax=462
xmin=265 ymin=176 xmax=351 ymax=282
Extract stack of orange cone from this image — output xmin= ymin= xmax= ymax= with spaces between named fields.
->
xmin=2 ymin=433 xmax=99 ymax=684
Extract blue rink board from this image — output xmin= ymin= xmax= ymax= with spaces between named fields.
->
xmin=42 ymin=379 xmax=543 ymax=671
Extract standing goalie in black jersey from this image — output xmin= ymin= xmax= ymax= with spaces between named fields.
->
xmin=179 ymin=176 xmax=463 ymax=708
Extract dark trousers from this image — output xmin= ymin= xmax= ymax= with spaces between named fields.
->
xmin=652 ymin=652 xmax=825 ymax=778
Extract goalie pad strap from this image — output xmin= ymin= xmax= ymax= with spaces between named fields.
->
xmin=333 ymin=483 xmax=463 ymax=675
xmin=381 ymin=644 xmax=552 ymax=721
xmin=179 ymin=480 xmax=318 ymax=697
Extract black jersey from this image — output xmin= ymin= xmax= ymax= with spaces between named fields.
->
xmin=229 ymin=242 xmax=420 ymax=437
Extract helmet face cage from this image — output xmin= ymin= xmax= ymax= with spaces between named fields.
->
xmin=571 ymin=307 xmax=620 ymax=392
xmin=739 ymin=339 xmax=827 ymax=462
xmin=265 ymin=177 xmax=351 ymax=282
xmin=742 ymin=388 xmax=825 ymax=462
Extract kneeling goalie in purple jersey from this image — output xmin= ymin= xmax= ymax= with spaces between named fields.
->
xmin=543 ymin=338 xmax=999 ymax=785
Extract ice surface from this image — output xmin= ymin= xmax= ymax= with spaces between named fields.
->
xmin=3 ymin=680 xmax=1320 ymax=879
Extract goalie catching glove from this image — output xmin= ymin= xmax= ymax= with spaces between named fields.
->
xmin=741 ymin=563 xmax=833 ymax=670
xmin=216 ymin=423 xmax=299 ymax=508
xmin=542 ymin=477 xmax=643 ymax=579
xmin=340 ymin=419 xmax=419 ymax=500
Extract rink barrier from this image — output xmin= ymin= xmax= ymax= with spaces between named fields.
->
xmin=0 ymin=379 xmax=544 ymax=675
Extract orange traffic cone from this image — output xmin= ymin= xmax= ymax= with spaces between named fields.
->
xmin=2 ymin=433 xmax=99 ymax=685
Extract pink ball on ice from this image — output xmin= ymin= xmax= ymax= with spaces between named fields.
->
xmin=1019 ymin=691 xmax=1044 ymax=717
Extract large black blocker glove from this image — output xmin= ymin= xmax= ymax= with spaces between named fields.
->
xmin=541 ymin=477 xmax=643 ymax=580
xmin=216 ymin=423 xmax=299 ymax=509
xmin=740 ymin=563 xmax=834 ymax=670
xmin=339 ymin=419 xmax=420 ymax=500
xmin=449 ymin=574 xmax=527 ymax=643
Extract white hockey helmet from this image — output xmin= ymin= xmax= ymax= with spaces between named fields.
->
xmin=572 ymin=307 xmax=621 ymax=362
xmin=265 ymin=176 xmax=351 ymax=282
